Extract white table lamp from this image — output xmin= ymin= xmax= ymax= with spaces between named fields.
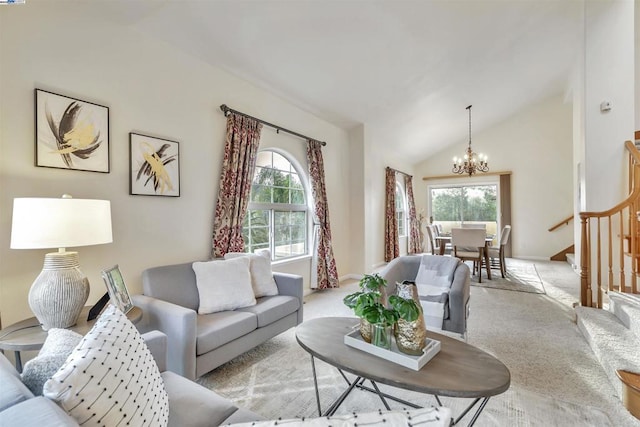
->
xmin=10 ymin=195 xmax=112 ymax=330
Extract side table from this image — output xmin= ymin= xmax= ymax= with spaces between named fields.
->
xmin=0 ymin=305 xmax=142 ymax=372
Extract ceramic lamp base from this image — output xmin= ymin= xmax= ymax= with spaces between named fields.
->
xmin=28 ymin=251 xmax=90 ymax=330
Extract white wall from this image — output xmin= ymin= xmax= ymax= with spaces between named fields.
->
xmin=583 ymin=0 xmax=635 ymax=212
xmin=0 ymin=2 xmax=351 ymax=325
xmin=414 ymin=96 xmax=574 ymax=259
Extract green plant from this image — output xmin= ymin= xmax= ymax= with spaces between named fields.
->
xmin=389 ymin=295 xmax=421 ymax=322
xmin=343 ymin=273 xmax=388 ymax=318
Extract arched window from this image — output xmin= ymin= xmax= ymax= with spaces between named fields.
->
xmin=243 ymin=150 xmax=309 ymax=260
xmin=395 ymin=183 xmax=406 ymax=237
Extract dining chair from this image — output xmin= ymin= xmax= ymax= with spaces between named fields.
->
xmin=488 ymin=225 xmax=511 ymax=278
xmin=426 ymin=225 xmax=450 ymax=255
xmin=451 ymin=228 xmax=488 ymax=282
xmin=461 ymin=223 xmax=487 ymax=229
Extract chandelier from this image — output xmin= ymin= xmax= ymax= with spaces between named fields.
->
xmin=452 ymin=105 xmax=489 ymax=176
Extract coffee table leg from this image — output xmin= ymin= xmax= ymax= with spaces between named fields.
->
xmin=310 ymin=356 xmax=322 ymax=416
xmin=452 ymin=397 xmax=490 ymax=427
xmin=324 ymin=376 xmax=362 ymax=416
xmin=14 ymin=351 xmax=22 ymax=373
xmin=369 ymin=380 xmax=391 ymax=410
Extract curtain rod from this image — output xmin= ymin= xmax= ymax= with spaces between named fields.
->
xmin=386 ymin=166 xmax=412 ymax=178
xmin=220 ymin=104 xmax=327 ymax=146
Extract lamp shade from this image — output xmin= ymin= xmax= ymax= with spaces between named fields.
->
xmin=10 ymin=197 xmax=112 ymax=249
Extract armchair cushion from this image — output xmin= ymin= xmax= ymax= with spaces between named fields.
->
xmin=415 ymin=255 xmax=460 ymax=287
xmin=193 ymin=257 xmax=256 ymax=314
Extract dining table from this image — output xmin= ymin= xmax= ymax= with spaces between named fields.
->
xmin=434 ymin=234 xmax=495 ymax=280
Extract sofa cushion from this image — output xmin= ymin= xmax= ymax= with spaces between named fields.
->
xmin=0 ymin=396 xmax=76 ymax=427
xmin=143 ymin=262 xmax=200 ymax=311
xmin=238 ymin=295 xmax=300 ymax=328
xmin=196 ymin=311 xmax=258 ymax=356
xmin=224 ymin=251 xmax=278 ymax=298
xmin=415 ymin=255 xmax=460 ymax=287
xmin=162 ymin=371 xmax=237 ymax=427
xmin=193 ymin=257 xmax=256 ymax=314
xmin=43 ymin=305 xmax=169 ymax=427
xmin=0 ymin=369 xmax=33 ymax=412
xmin=21 ymin=328 xmax=82 ymax=395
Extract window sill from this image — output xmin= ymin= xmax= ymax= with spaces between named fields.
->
xmin=273 ymin=254 xmax=312 ymax=267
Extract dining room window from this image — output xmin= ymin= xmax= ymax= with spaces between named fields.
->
xmin=429 ymin=184 xmax=498 ymax=237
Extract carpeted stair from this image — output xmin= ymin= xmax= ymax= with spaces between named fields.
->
xmin=575 ymin=292 xmax=640 ymax=401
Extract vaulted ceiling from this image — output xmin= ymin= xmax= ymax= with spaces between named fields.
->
xmin=99 ymin=0 xmax=583 ymax=164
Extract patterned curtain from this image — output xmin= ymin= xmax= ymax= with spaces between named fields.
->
xmin=211 ymin=113 xmax=262 ymax=258
xmin=384 ymin=168 xmax=399 ymax=262
xmin=405 ymin=174 xmax=421 ymax=254
xmin=307 ymin=140 xmax=339 ymax=289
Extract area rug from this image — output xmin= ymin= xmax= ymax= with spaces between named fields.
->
xmin=198 ymin=329 xmax=611 ymax=426
xmin=470 ymin=259 xmax=545 ymax=294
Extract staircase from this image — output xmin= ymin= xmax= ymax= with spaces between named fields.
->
xmin=576 ymin=292 xmax=640 ymax=418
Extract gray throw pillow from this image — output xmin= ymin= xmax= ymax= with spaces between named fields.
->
xmin=21 ymin=328 xmax=82 ymax=395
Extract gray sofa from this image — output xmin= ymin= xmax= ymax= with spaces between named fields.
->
xmin=133 ymin=261 xmax=304 ymax=380
xmin=0 ymin=330 xmax=262 ymax=427
xmin=379 ymin=254 xmax=470 ymax=335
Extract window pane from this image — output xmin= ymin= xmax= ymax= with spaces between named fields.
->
xmin=256 ymin=151 xmax=272 ymax=168
xmin=272 ymin=152 xmax=290 ymax=172
xmin=243 ymin=210 xmax=270 ymax=254
xmin=291 ymin=211 xmax=306 ymax=226
xmin=290 ymin=172 xmax=303 ymax=190
xmin=251 ymin=184 xmax=272 ymax=203
xmin=290 ymin=190 xmax=304 ymax=204
xmin=254 ymin=167 xmax=274 ymax=186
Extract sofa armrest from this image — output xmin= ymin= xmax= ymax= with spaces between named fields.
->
xmin=445 ymin=262 xmax=471 ymax=335
xmin=132 ymin=294 xmax=198 ymax=380
xmin=273 ymin=272 xmax=304 ymax=324
xmin=141 ymin=330 xmax=168 ymax=373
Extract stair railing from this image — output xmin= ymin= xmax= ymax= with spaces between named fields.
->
xmin=579 ymin=140 xmax=640 ymax=307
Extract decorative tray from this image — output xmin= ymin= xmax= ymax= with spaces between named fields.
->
xmin=344 ymin=329 xmax=441 ymax=371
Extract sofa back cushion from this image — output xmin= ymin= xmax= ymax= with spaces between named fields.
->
xmin=143 ymin=262 xmax=201 ymax=311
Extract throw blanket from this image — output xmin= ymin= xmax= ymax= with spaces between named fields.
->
xmin=417 ymin=283 xmax=450 ymax=329
xmin=414 ymin=255 xmax=459 ymax=329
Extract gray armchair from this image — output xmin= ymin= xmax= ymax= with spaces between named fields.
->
xmin=379 ymin=254 xmax=470 ymax=336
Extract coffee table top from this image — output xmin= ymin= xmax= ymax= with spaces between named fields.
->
xmin=296 ymin=317 xmax=510 ymax=399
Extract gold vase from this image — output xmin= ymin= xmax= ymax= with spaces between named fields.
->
xmin=394 ymin=281 xmax=427 ymax=355
xmin=360 ymin=318 xmax=372 ymax=343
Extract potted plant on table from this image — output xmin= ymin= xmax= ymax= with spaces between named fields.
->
xmin=343 ymin=274 xmax=388 ymax=344
xmin=344 ymin=275 xmax=425 ymax=353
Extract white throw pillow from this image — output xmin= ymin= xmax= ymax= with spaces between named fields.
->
xmin=415 ymin=255 xmax=460 ymax=287
xmin=21 ymin=328 xmax=82 ymax=395
xmin=193 ymin=256 xmax=256 ymax=314
xmin=42 ymin=304 xmax=169 ymax=427
xmin=224 ymin=250 xmax=278 ymax=297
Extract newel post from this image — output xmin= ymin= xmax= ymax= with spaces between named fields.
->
xmin=580 ymin=214 xmax=592 ymax=307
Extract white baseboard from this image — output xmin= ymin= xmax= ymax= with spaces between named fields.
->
xmin=339 ymin=274 xmax=362 ymax=282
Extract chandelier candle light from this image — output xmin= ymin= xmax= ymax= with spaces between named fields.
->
xmin=452 ymin=105 xmax=489 ymax=176
xmin=10 ymin=195 xmax=112 ymax=330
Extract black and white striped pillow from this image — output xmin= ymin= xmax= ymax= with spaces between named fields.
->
xmin=43 ymin=304 xmax=169 ymax=426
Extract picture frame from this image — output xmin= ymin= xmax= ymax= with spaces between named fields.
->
xmin=35 ymin=89 xmax=109 ymax=173
xmin=101 ymin=265 xmax=133 ymax=314
xmin=129 ymin=132 xmax=180 ymax=197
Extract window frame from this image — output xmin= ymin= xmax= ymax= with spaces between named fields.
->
xmin=395 ymin=181 xmax=407 ymax=238
xmin=243 ymin=149 xmax=312 ymax=262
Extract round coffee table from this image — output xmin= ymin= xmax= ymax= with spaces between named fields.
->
xmin=295 ymin=317 xmax=510 ymax=426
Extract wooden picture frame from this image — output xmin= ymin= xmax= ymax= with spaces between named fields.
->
xmin=101 ymin=265 xmax=133 ymax=314
xmin=129 ymin=132 xmax=180 ymax=197
xmin=35 ymin=89 xmax=109 ymax=173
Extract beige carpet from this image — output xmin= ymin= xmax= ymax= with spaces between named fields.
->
xmin=199 ymin=259 xmax=638 ymax=426
xmin=470 ymin=259 xmax=545 ymax=294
